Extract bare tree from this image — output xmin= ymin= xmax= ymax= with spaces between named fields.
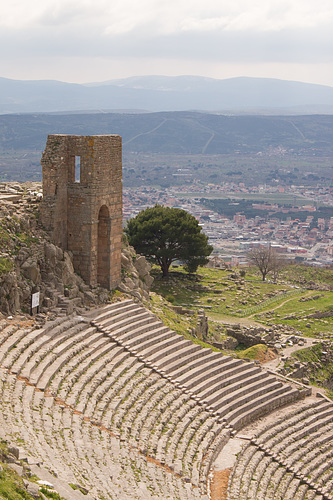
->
xmin=247 ymin=246 xmax=283 ymax=281
xmin=271 ymin=251 xmax=285 ymax=282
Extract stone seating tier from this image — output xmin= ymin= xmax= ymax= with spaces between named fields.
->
xmin=93 ymin=300 xmax=309 ymax=430
xmin=227 ymin=399 xmax=333 ymax=499
xmin=0 ymin=299 xmax=317 ymax=500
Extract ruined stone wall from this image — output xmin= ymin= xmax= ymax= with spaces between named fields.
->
xmin=40 ymin=134 xmax=122 ymax=289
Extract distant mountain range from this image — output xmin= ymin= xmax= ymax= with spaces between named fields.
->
xmin=1 ymin=75 xmax=333 ymax=114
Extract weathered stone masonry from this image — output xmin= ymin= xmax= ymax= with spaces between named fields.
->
xmin=40 ymin=134 xmax=122 ymax=289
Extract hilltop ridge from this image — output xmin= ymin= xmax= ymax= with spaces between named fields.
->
xmin=1 ymin=75 xmax=333 ymax=113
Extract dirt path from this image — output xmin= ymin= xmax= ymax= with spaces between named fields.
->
xmin=247 ymin=290 xmax=313 ymax=318
xmin=207 ymin=313 xmax=263 ymax=328
xmin=209 ymin=469 xmax=231 ymax=500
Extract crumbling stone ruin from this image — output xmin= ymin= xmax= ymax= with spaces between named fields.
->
xmin=40 ymin=134 xmax=122 ymax=290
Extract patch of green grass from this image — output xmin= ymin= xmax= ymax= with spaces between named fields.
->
xmin=151 ymin=265 xmax=295 ymax=318
xmin=15 ymin=233 xmax=39 ymax=247
xmin=149 ymin=292 xmax=223 ymax=351
xmin=0 ymin=257 xmax=13 ymax=275
xmin=0 ymin=227 xmax=10 ymax=250
xmin=291 ymin=343 xmax=323 ymax=364
xmin=0 ymin=464 xmax=36 ymax=500
xmin=236 ymin=344 xmax=269 ymax=361
xmin=280 ymin=264 xmax=333 ymax=288
xmin=151 ymin=263 xmax=332 ymax=338
xmin=286 ymin=343 xmax=333 ymax=391
xmin=254 ymin=291 xmax=333 ymax=337
xmin=39 ymin=486 xmax=64 ymax=499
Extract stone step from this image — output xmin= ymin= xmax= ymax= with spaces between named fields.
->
xmin=168 ymin=349 xmax=222 ymax=379
xmin=82 ymin=357 xmax=140 ymax=418
xmin=0 ymin=358 xmax=204 ymax=499
xmin=74 ymin=348 xmax=132 ymax=413
xmin=165 ymin=405 xmax=203 ymax=466
xmin=284 ymin=425 xmax=333 ymax=473
xmin=105 ymin=315 xmax=159 ymax=341
xmin=161 ymin=345 xmax=218 ymax=376
xmin=87 ymin=299 xmax=134 ymax=320
xmin=90 ymin=362 xmax=145 ymax=424
xmin=229 ymin=386 xmax=303 ymax=430
xmin=274 ymin=472 xmax=296 ymax=499
xmin=48 ymin=332 xmax=108 ymax=394
xmin=256 ymin=400 xmax=332 ymax=446
xmin=199 ymin=429 xmax=233 ymax=485
xmin=100 ymin=310 xmax=155 ymax=334
xmin=150 ymin=393 xmax=193 ymax=457
xmin=99 ymin=368 xmax=157 ymax=431
xmin=130 ymin=330 xmax=185 ymax=360
xmin=177 ymin=355 xmax=245 ymax=388
xmin=271 ymin=409 xmax=333 ymax=456
xmin=0 ymin=319 xmax=11 ymax=333
xmin=247 ymin=454 xmax=273 ymax=500
xmin=93 ymin=305 xmax=145 ymax=329
xmin=205 ymin=375 xmax=282 ymax=411
xmin=127 ymin=380 xmax=177 ymax=434
xmin=156 ymin=399 xmax=198 ymax=466
xmin=118 ymin=323 xmax=170 ymax=347
xmin=183 ymin=417 xmax=223 ymax=483
xmin=111 ymin=375 xmax=168 ymax=432
xmin=147 ymin=341 xmax=201 ymax=370
xmin=0 ymin=323 xmax=21 ymax=348
xmin=64 ymin=344 xmax=125 ymax=407
xmin=121 ymin=381 xmax=177 ymax=446
xmin=192 ymin=363 xmax=263 ymax=399
xmin=300 ymin=438 xmax=333 ymax=478
xmin=55 ymin=339 xmax=118 ymax=400
xmin=198 ymin=370 xmax=270 ymax=404
xmin=36 ymin=326 xmax=98 ymax=391
xmin=0 ymin=326 xmax=44 ymax=368
xmin=12 ymin=317 xmax=85 ymax=377
xmin=21 ymin=320 xmax=89 ymax=382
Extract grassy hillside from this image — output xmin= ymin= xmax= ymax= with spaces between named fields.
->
xmin=150 ymin=264 xmax=333 ymax=339
xmin=0 ymin=112 xmax=333 ymax=185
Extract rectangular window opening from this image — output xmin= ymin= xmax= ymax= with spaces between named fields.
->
xmin=75 ymin=156 xmax=81 ymax=183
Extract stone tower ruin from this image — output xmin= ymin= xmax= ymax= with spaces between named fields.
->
xmin=40 ymin=134 xmax=122 ymax=289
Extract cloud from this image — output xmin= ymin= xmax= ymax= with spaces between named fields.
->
xmin=1 ymin=0 xmax=333 ymax=85
xmin=2 ymin=22 xmax=332 ymax=64
xmin=3 ymin=0 xmax=333 ymax=32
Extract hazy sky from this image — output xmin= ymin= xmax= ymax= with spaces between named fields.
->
xmin=1 ymin=0 xmax=333 ymax=86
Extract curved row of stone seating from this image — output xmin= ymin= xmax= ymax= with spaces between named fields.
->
xmin=0 ymin=312 xmax=229 ymax=498
xmin=91 ymin=299 xmax=310 ymax=430
xmin=0 ymin=299 xmax=315 ymax=499
xmin=227 ymin=398 xmax=333 ymax=500
xmin=0 ymin=370 xmax=203 ymax=499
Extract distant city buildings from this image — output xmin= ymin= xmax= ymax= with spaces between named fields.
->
xmin=123 ymin=181 xmax=333 ymax=267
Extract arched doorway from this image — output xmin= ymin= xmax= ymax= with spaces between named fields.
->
xmin=97 ymin=205 xmax=110 ymax=288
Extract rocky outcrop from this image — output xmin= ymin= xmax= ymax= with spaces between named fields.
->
xmin=0 ymin=184 xmax=154 ymax=317
xmin=117 ymin=243 xmax=154 ymax=303
xmin=280 ymin=340 xmax=333 ymax=388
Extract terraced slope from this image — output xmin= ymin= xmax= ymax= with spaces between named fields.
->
xmin=90 ymin=299 xmax=310 ymax=430
xmin=0 ymin=311 xmax=225 ymax=499
xmin=0 ymin=299 xmax=315 ymax=500
xmin=228 ymin=398 xmax=333 ymax=500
